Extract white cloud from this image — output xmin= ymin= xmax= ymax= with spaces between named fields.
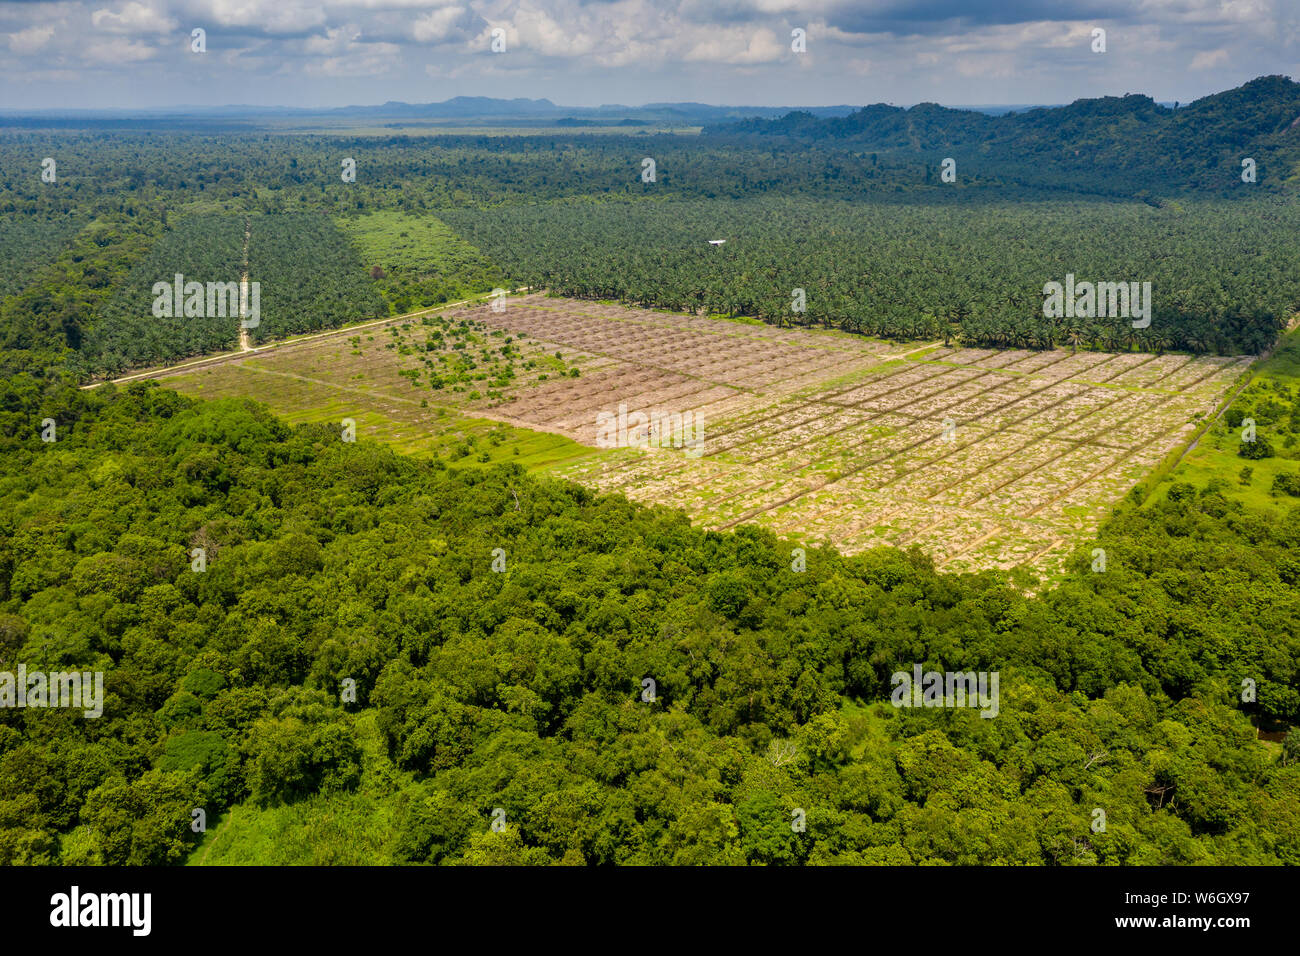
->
xmin=83 ymin=36 xmax=158 ymax=62
xmin=91 ymin=2 xmax=178 ymax=34
xmin=683 ymin=26 xmax=785 ymax=65
xmin=412 ymin=6 xmax=470 ymax=43
xmin=7 ymin=26 xmax=57 ymax=54
xmin=203 ymin=0 xmax=329 ymax=33
xmin=300 ymin=24 xmax=400 ymax=74
xmin=304 ymin=52 xmax=396 ymax=75
xmin=1190 ymin=48 xmax=1230 ymax=69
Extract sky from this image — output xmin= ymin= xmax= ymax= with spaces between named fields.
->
xmin=0 ymin=0 xmax=1296 ymax=111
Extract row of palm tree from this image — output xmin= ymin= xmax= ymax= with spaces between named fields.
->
xmin=440 ymin=197 xmax=1299 ymax=356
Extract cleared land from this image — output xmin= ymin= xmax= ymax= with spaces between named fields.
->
xmin=472 ymin=296 xmax=1250 ymax=577
xmin=147 ymin=294 xmax=595 ymax=470
xmin=337 ymin=212 xmax=504 ymax=315
xmin=152 ymin=293 xmax=1250 ymax=577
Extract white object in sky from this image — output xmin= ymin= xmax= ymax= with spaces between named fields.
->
xmin=708 ymin=239 xmax=726 ymax=245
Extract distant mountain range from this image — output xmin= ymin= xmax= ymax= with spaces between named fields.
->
xmin=0 ymin=96 xmax=1031 ymax=128
xmin=704 ymin=75 xmax=1300 ymax=194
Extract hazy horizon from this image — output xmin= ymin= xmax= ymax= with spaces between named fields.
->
xmin=0 ymin=97 xmax=1073 ymax=115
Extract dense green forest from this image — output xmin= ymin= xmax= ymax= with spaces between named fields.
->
xmin=0 ymin=366 xmax=1296 ymax=865
xmin=0 ymin=213 xmax=159 ymax=377
xmin=0 ymin=216 xmax=82 ymax=301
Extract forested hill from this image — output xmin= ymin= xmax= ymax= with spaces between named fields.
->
xmin=707 ymin=75 xmax=1300 ymax=195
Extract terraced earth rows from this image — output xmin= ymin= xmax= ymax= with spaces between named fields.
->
xmin=466 ymin=296 xmax=1250 ymax=578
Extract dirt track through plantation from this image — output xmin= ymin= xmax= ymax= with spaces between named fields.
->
xmin=238 ymin=217 xmax=252 ymax=352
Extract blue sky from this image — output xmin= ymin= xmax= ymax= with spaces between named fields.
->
xmin=0 ymin=0 xmax=1296 ymax=110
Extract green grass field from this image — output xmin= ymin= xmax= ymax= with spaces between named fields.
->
xmin=1147 ymin=327 xmax=1300 ymax=509
xmin=164 ymin=358 xmax=598 ymax=473
xmin=338 ymin=211 xmax=504 ymax=315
